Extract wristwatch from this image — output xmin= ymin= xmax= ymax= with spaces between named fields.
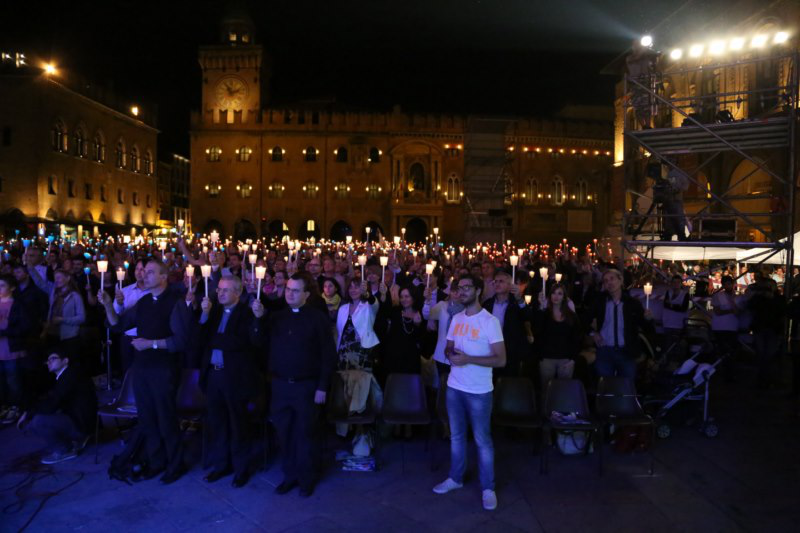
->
xmin=152 ymin=340 xmax=158 ymax=350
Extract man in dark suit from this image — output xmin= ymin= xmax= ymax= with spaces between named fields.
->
xmin=482 ymin=270 xmax=532 ymax=377
xmin=197 ymin=274 xmax=261 ymax=488
xmin=18 ymin=349 xmax=97 ymax=464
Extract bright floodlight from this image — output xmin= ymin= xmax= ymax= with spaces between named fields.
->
xmin=130 ymin=105 xmax=139 ymax=116
xmin=689 ymin=44 xmax=704 ymax=57
xmin=670 ymin=48 xmax=683 ymax=60
xmin=640 ymin=35 xmax=653 ymax=47
xmin=709 ymin=40 xmax=726 ymax=55
xmin=729 ymin=37 xmax=745 ymax=50
xmin=751 ymin=34 xmax=768 ymax=48
xmin=773 ymin=31 xmax=789 ymax=44
xmin=43 ymin=63 xmax=57 ymax=75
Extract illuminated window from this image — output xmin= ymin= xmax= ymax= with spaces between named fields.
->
xmin=270 ymin=146 xmax=283 ymax=162
xmin=551 ymin=176 xmax=565 ymax=206
xmin=304 ymin=146 xmax=318 ymax=162
xmin=503 ymin=175 xmax=513 ymax=205
xmin=52 ymin=120 xmax=68 ymax=152
xmin=92 ymin=131 xmax=106 ymax=162
xmin=303 ymin=181 xmax=319 ymax=199
xmin=576 ymin=179 xmax=589 ymax=206
xmin=335 ymin=146 xmax=348 ymax=163
xmin=205 ymin=182 xmax=221 ymax=198
xmin=334 ymin=182 xmax=350 ymax=199
xmin=144 ymin=150 xmax=154 ymax=175
xmin=206 ymin=146 xmax=222 ymax=162
xmin=446 ymin=174 xmax=460 ymax=203
xmin=130 ymin=145 xmax=141 ymax=173
xmin=369 ymin=147 xmax=382 ymax=163
xmin=74 ymin=128 xmax=87 ymax=158
xmin=236 ymin=182 xmax=253 ymax=198
xmin=236 ymin=146 xmax=252 ymax=162
xmin=306 ymin=220 xmax=316 ymax=232
xmin=115 ymin=139 xmax=127 ymax=168
xmin=366 ymin=183 xmax=382 ymax=199
xmin=268 ymin=182 xmax=285 ymax=198
xmin=525 ymin=178 xmax=538 ymax=205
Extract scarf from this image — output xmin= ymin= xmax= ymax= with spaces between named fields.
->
xmin=323 ymin=293 xmax=341 ymax=311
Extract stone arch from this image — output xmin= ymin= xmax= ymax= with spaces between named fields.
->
xmin=404 ymin=217 xmax=428 ymax=243
xmin=330 ymin=220 xmax=352 ymax=242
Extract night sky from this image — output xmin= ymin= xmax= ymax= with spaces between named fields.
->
xmin=2 ymin=0 xmax=690 ymax=156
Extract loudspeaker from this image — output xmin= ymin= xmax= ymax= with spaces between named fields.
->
xmin=681 ymin=112 xmax=702 ymax=127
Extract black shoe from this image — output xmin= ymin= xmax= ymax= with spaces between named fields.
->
xmin=203 ymin=468 xmax=232 ymax=483
xmin=159 ymin=469 xmax=185 ymax=485
xmin=299 ymin=485 xmax=315 ymax=498
xmin=275 ymin=479 xmax=297 ymax=495
xmin=134 ymin=467 xmax=164 ymax=482
xmin=231 ymin=472 xmax=250 ymax=488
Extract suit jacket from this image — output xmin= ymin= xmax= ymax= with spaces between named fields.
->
xmin=33 ymin=365 xmax=97 ymax=435
xmin=587 ymin=291 xmax=655 ymax=359
xmin=0 ymin=298 xmax=37 ymax=352
xmin=483 ymin=295 xmax=531 ymax=374
xmin=197 ymin=300 xmax=261 ymax=397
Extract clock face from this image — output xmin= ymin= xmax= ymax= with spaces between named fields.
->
xmin=215 ymin=76 xmax=248 ymax=109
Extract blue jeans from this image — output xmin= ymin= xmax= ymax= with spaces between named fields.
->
xmin=0 ymin=358 xmax=21 ymax=407
xmin=446 ymin=386 xmax=494 ymax=490
xmin=595 ymin=346 xmax=636 ymax=379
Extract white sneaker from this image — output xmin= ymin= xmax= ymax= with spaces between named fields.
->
xmin=482 ymin=489 xmax=498 ymax=510
xmin=433 ymin=478 xmax=463 ymax=494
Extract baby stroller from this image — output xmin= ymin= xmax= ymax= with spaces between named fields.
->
xmin=642 ymin=317 xmax=722 ymax=439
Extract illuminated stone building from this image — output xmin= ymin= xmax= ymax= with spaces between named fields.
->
xmin=0 ymin=54 xmax=159 ymax=239
xmin=191 ymin=12 xmax=614 ymax=244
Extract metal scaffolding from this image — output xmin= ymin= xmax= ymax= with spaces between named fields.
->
xmin=621 ymin=50 xmax=799 ymax=280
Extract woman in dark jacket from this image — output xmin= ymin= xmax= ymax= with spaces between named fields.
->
xmin=534 ymin=282 xmax=582 ymax=391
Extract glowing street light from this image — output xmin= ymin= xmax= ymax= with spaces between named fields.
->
xmin=750 ymin=34 xmax=768 ymax=48
xmin=689 ymin=44 xmax=704 ymax=58
xmin=670 ymin=48 xmax=683 ymax=60
xmin=640 ymin=35 xmax=653 ymax=47
xmin=43 ymin=63 xmax=57 ymax=75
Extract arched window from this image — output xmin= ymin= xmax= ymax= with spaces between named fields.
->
xmin=52 ymin=120 xmax=67 ymax=152
xmin=130 ymin=145 xmax=141 ymax=172
xmin=117 ymin=188 xmax=125 ymax=204
xmin=144 ymin=150 xmax=154 ymax=175
xmin=268 ymin=182 xmax=285 ymax=198
xmin=576 ymin=179 xmax=589 ymax=206
xmin=409 ymin=163 xmax=425 ymax=192
xmin=205 ymin=182 xmax=221 ymax=198
xmin=525 ymin=178 xmax=538 ymax=205
xmin=115 ymin=139 xmax=127 ymax=169
xmin=93 ymin=131 xmax=106 ymax=162
xmin=446 ymin=173 xmax=460 ymax=203
xmin=270 ymin=146 xmax=284 ymax=162
xmin=236 ymin=146 xmax=252 ymax=162
xmin=369 ymin=147 xmax=382 ymax=163
xmin=551 ymin=176 xmax=565 ymax=206
xmin=303 ymin=181 xmax=319 ymax=199
xmin=206 ymin=146 xmax=222 ymax=162
xmin=304 ymin=146 xmax=318 ymax=162
xmin=503 ymin=175 xmax=514 ymax=205
xmin=335 ymin=146 xmax=348 ymax=163
xmin=48 ymin=175 xmax=57 ymax=195
xmin=74 ymin=127 xmax=87 ymax=158
xmin=365 ymin=184 xmax=382 ymax=199
xmin=236 ymin=182 xmax=253 ymax=198
xmin=334 ymin=182 xmax=350 ymax=199
xmin=100 ymin=185 xmax=107 ymax=202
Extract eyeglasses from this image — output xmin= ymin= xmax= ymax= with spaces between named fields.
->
xmin=47 ymin=355 xmax=62 ymax=362
xmin=285 ymin=288 xmax=305 ymax=294
xmin=457 ymin=285 xmax=475 ymax=291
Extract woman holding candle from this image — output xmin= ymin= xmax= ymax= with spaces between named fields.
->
xmin=534 ymin=283 xmax=581 ymax=390
xmin=45 ymin=269 xmax=86 ymax=366
xmin=336 ymin=279 xmax=380 ymax=372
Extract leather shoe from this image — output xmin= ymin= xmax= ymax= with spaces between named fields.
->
xmin=299 ymin=485 xmax=315 ymax=498
xmin=159 ymin=469 xmax=185 ymax=485
xmin=274 ymin=479 xmax=297 ymax=495
xmin=132 ymin=467 xmax=163 ymax=482
xmin=231 ymin=473 xmax=250 ymax=488
xmin=203 ymin=469 xmax=232 ymax=483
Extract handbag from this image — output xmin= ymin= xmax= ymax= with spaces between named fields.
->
xmin=550 ymin=411 xmax=592 ymax=455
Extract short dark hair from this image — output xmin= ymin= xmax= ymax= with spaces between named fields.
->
xmin=458 ymin=274 xmax=484 ymax=295
xmin=0 ymin=274 xmax=17 ymax=290
xmin=289 ymin=272 xmax=310 ymax=292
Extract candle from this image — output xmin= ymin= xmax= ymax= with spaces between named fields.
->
xmin=510 ymin=255 xmax=519 ymax=282
xmin=524 ymin=294 xmax=532 ymax=305
xmin=539 ymin=266 xmax=548 ymax=293
xmin=555 ymin=273 xmax=563 ymax=283
xmin=186 ymin=265 xmax=195 ymax=280
xmin=255 ymin=265 xmax=266 ymax=295
xmin=97 ymin=260 xmax=108 ymax=290
xmin=116 ymin=268 xmax=125 ymax=290
xmin=200 ymin=264 xmax=212 ymax=298
xmin=425 ymin=263 xmax=434 ymax=288
xmin=644 ymin=282 xmax=653 ymax=309
xmin=248 ymin=253 xmax=258 ymax=278
xmin=346 ymin=235 xmax=352 ymax=245
xmin=379 ymin=255 xmax=388 ymax=282
xmin=358 ymin=254 xmax=367 ymax=279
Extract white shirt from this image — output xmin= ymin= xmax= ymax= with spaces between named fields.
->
xmin=711 ymin=290 xmax=738 ymax=331
xmin=446 ymin=308 xmax=504 ymax=394
xmin=600 ymin=299 xmax=625 ymax=348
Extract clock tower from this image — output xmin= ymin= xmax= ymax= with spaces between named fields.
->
xmin=198 ymin=8 xmax=264 ymax=124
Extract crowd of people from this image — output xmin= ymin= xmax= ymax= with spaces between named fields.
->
xmin=1 ymin=233 xmax=798 ymax=511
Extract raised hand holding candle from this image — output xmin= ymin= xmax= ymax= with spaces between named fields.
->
xmin=425 ymin=263 xmax=434 ymax=288
xmin=644 ymin=282 xmax=653 ymax=309
xmin=255 ymin=265 xmax=266 ymax=295
xmin=379 ymin=255 xmax=388 ymax=282
xmin=116 ymin=268 xmax=125 ymax=290
xmin=510 ymin=255 xmax=519 ymax=282
xmin=248 ymin=253 xmax=258 ymax=278
xmin=200 ymin=264 xmax=212 ymax=298
xmin=97 ymin=260 xmax=108 ymax=289
xmin=555 ymin=273 xmax=563 ymax=283
xmin=357 ymin=254 xmax=367 ymax=279
xmin=539 ymin=266 xmax=548 ymax=293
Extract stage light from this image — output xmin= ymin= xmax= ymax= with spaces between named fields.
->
xmin=709 ymin=40 xmax=726 ymax=55
xmin=130 ymin=106 xmax=139 ymax=116
xmin=729 ymin=37 xmax=745 ymax=50
xmin=43 ymin=63 xmax=57 ymax=75
xmin=670 ymin=48 xmax=683 ymax=60
xmin=689 ymin=44 xmax=704 ymax=57
xmin=640 ymin=35 xmax=653 ymax=47
xmin=751 ymin=34 xmax=767 ymax=48
xmin=774 ymin=31 xmax=789 ymax=44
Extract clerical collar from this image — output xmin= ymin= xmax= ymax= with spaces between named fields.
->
xmin=291 ymin=307 xmax=300 ymax=313
xmin=55 ymin=366 xmax=67 ymax=380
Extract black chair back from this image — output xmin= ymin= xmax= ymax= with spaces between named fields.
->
xmin=327 ymin=371 xmax=350 ymax=419
xmin=383 ymin=374 xmax=428 ymax=421
xmin=543 ymin=379 xmax=590 ymax=418
xmin=596 ymin=377 xmax=644 ymax=418
xmin=495 ymin=377 xmax=537 ymax=420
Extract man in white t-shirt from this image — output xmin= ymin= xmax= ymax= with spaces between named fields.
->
xmin=433 ymin=274 xmax=506 ymax=511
